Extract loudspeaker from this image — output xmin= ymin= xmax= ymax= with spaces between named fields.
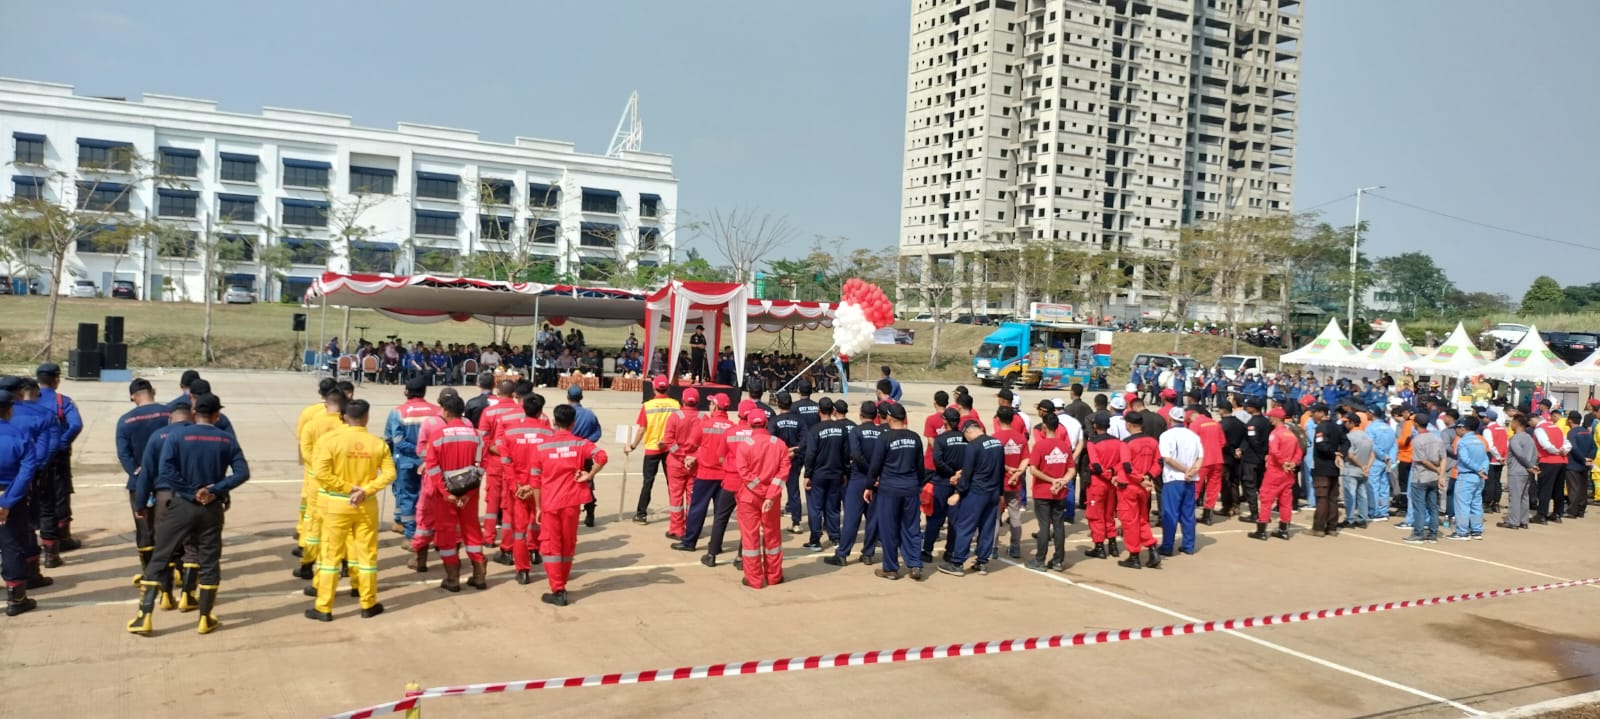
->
xmin=100 ymin=342 xmax=128 ymax=370
xmin=68 ymin=349 xmax=101 ymax=380
xmin=104 ymin=315 xmax=125 ymax=344
xmin=293 ymin=313 xmax=308 ymax=332
xmin=76 ymin=323 xmax=99 ymax=353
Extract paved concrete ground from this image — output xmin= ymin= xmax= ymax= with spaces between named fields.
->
xmin=3 ymin=371 xmax=1598 ymax=719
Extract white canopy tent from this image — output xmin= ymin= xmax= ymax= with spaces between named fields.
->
xmin=1416 ymin=322 xmax=1491 ymax=378
xmin=1358 ymin=322 xmax=1423 ymax=372
xmin=1477 ymin=324 xmax=1570 ymax=382
xmin=1557 ymin=345 xmax=1600 ymax=385
xmin=1279 ymin=318 xmax=1365 ymax=368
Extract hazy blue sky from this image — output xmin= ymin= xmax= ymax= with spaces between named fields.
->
xmin=2 ymin=0 xmax=1595 ymax=296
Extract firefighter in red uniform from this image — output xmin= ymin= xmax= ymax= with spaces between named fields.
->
xmin=421 ymin=394 xmax=487 ymax=592
xmin=527 ymin=404 xmax=608 ymax=606
xmin=476 ymin=381 xmax=521 ymax=556
xmin=735 ymin=408 xmax=789 ymax=588
xmin=1083 ymin=415 xmax=1123 ymax=559
xmin=1117 ymin=412 xmax=1162 ymax=569
xmin=1187 ymin=406 xmax=1226 ymax=525
xmin=1251 ymin=407 xmax=1302 ymax=541
xmin=497 ymin=393 xmax=553 ymax=583
xmin=660 ymin=388 xmax=702 ymax=540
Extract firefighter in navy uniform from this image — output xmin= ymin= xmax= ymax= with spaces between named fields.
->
xmin=114 ymin=379 xmax=171 ymax=584
xmin=923 ymin=408 xmax=966 ymax=563
xmin=137 ymin=401 xmax=194 ymax=610
xmin=2 ymin=377 xmax=56 ymax=581
xmin=0 ymin=390 xmax=44 ymax=616
xmin=802 ymin=397 xmax=849 ymax=551
xmin=128 ymin=394 xmax=250 ymax=636
xmin=35 ymin=364 xmax=84 ymax=556
xmin=769 ymin=392 xmax=808 ymax=533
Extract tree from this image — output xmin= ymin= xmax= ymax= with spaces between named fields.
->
xmin=699 ymin=209 xmax=795 ymax=285
xmin=1448 ymin=290 xmax=1511 ymax=317
xmin=0 ymin=148 xmax=156 ymax=359
xmin=1521 ymin=275 xmax=1565 ymax=314
xmin=1145 ymin=230 xmax=1210 ymax=348
xmin=1183 ymin=215 xmax=1296 ymax=352
xmin=1373 ymin=252 xmax=1455 ymax=318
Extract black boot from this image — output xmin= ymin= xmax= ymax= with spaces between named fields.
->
xmin=1107 ymin=537 xmax=1120 ymax=557
xmin=1117 ymin=552 xmax=1142 ymax=569
xmin=1201 ymin=508 xmax=1214 ymax=526
xmin=58 ymin=522 xmax=82 ymax=552
xmin=467 ymin=557 xmax=488 ymax=590
xmin=292 ymin=562 xmax=314 ymax=580
xmin=5 ymin=583 xmax=36 ymax=617
xmin=1272 ymin=522 xmax=1291 ymax=540
xmin=1249 ymin=521 xmax=1269 ymax=541
xmin=1084 ymin=542 xmax=1107 ymax=559
xmin=583 ymin=504 xmax=596 ymax=528
xmin=441 ymin=562 xmax=462 ymax=592
xmin=195 ymin=586 xmax=219 ymax=634
xmin=177 ymin=566 xmax=199 ymax=612
xmin=42 ymin=542 xmax=63 ymax=569
xmin=135 ymin=549 xmax=153 ymax=585
xmin=1144 ymin=548 xmax=1162 ymax=569
xmin=127 ymin=583 xmax=159 ymax=633
xmin=492 ymin=549 xmax=514 ymax=566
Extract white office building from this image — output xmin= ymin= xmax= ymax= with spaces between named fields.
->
xmin=0 ymin=77 xmax=678 ymax=302
xmin=899 ymin=0 xmax=1300 ymax=320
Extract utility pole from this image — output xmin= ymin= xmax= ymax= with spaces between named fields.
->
xmin=1347 ymin=185 xmax=1384 ymax=337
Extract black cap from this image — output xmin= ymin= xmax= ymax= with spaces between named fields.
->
xmin=0 ymin=376 xmax=21 ymax=392
xmin=886 ymin=402 xmax=907 ymax=421
xmin=0 ymin=390 xmax=11 ymax=406
xmin=179 ymin=369 xmax=201 ymax=387
xmin=996 ymin=388 xmax=1015 ymax=402
xmin=35 ymin=362 xmax=60 ymax=377
xmin=941 ymin=407 xmax=961 ymax=424
xmin=170 ymin=399 xmax=192 ymax=412
xmin=128 ymin=378 xmax=154 ymax=395
xmin=859 ymin=400 xmax=878 ymax=418
xmin=192 ymin=393 xmax=223 ymax=414
xmin=189 ymin=378 xmax=212 ymax=396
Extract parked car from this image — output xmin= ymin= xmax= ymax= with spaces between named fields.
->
xmin=953 ymin=314 xmax=992 ymax=326
xmin=1481 ymin=322 xmax=1529 ymax=346
xmin=110 ymin=279 xmax=137 ymax=299
xmin=1541 ymin=331 xmax=1598 ymax=365
xmin=69 ymin=279 xmax=96 ymax=298
xmin=223 ymin=285 xmax=257 ymax=304
xmin=1215 ymin=354 xmax=1265 ymax=380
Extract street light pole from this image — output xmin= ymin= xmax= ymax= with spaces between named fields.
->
xmin=1347 ymin=185 xmax=1384 ymax=337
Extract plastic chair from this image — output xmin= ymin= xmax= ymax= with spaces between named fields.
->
xmin=460 ymin=359 xmax=479 ymax=386
xmin=336 ymin=355 xmax=356 ymax=381
xmin=302 ymin=350 xmax=317 ymax=372
xmin=360 ymin=355 xmax=379 ymax=384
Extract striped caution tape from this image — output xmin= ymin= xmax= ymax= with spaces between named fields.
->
xmin=326 ymin=576 xmax=1599 ymax=719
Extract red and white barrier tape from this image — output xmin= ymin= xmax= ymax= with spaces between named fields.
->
xmin=328 ymin=577 xmax=1598 ymax=719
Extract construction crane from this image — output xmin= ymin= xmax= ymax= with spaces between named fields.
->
xmin=606 ymin=91 xmax=642 ymax=157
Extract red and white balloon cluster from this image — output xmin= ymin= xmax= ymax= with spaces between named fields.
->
xmin=832 ymin=279 xmax=895 ymax=360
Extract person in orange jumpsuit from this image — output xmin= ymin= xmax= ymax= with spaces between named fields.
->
xmin=421 ymin=393 xmax=487 ymax=592
xmin=660 ymin=388 xmax=702 ymax=540
xmin=1251 ymin=407 xmax=1303 ymax=540
xmin=1082 ymin=415 xmax=1122 ymax=558
xmin=1117 ymin=412 xmax=1161 ymax=570
xmin=496 ymin=392 xmax=552 ymax=584
xmin=734 ymin=408 xmax=789 ymax=588
xmin=527 ymin=404 xmax=608 ymax=606
xmin=410 ymin=388 xmax=458 ymax=570
xmin=476 ymin=381 xmax=521 ymax=555
xmin=1187 ymin=406 xmax=1226 ymax=525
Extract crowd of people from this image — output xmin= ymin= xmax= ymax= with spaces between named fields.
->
xmin=324 ymin=327 xmax=651 ymax=388
xmin=4 ymin=353 xmax=1594 ymax=630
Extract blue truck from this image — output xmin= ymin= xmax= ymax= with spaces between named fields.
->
xmin=972 ymin=321 xmax=1111 ymax=389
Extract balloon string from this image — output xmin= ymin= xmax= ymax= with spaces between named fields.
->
xmin=778 ymin=343 xmax=840 ymax=394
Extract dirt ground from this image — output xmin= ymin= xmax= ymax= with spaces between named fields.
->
xmin=2 ymin=370 xmax=1597 ymax=719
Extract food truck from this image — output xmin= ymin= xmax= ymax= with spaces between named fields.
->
xmin=972 ymin=310 xmax=1112 ymax=389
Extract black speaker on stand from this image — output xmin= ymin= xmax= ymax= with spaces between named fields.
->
xmin=293 ymin=313 xmax=308 ymax=332
xmin=104 ymin=315 xmax=125 ymax=344
xmin=68 ymin=349 xmax=101 ymax=380
xmin=76 ymin=323 xmax=99 ymax=352
xmin=100 ymin=342 xmax=128 ymax=370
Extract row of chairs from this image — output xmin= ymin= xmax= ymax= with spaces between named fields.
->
xmin=306 ymin=351 xmax=484 ymax=387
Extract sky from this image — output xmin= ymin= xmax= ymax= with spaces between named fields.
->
xmin=1 ymin=0 xmax=1595 ymax=297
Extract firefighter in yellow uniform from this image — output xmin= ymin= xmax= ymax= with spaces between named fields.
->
xmin=292 ymin=379 xmax=339 ymax=546
xmin=305 ymin=399 xmax=396 ymax=621
xmin=295 ymin=388 xmax=348 ymax=579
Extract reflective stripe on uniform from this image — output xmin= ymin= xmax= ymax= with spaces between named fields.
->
xmin=741 ymin=548 xmax=762 ymax=557
xmin=464 ymin=545 xmax=483 ymax=554
xmin=543 ymin=555 xmax=573 ymax=563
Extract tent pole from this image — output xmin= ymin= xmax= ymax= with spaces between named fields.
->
xmin=780 ymin=343 xmax=838 ymax=393
xmin=318 ymin=295 xmax=328 ymax=370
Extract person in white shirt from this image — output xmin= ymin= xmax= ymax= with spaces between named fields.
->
xmin=480 ymin=346 xmax=501 ymax=368
xmin=1108 ymin=395 xmax=1130 ymax=440
xmin=1157 ymin=406 xmax=1204 ymax=556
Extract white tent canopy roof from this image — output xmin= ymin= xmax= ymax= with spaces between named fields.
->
xmin=1477 ymin=323 xmax=1570 ymax=382
xmin=1416 ymin=322 xmax=1491 ymax=377
xmin=1279 ymin=319 xmax=1364 ymax=367
xmin=1358 ymin=321 xmax=1423 ymax=372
